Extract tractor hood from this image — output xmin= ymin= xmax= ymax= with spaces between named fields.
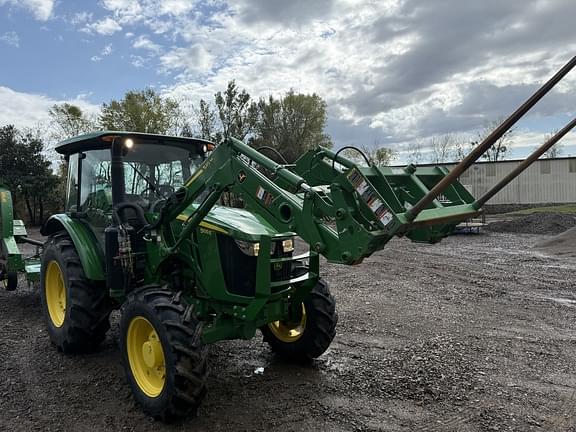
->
xmin=177 ymin=204 xmax=295 ymax=241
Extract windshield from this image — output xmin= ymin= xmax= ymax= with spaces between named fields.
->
xmin=70 ymin=143 xmax=205 ymax=212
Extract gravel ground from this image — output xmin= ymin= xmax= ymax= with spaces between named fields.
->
xmin=2 ymin=230 xmax=576 ymax=431
xmin=486 ymin=212 xmax=576 ymax=235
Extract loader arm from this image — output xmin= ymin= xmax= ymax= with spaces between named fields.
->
xmin=158 ymin=137 xmax=476 ymax=265
xmin=153 ymin=56 xmax=576 ymax=265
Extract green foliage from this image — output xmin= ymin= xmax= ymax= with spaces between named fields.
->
xmin=195 ymin=99 xmax=218 ymax=141
xmin=213 ymin=80 xmax=258 ymax=141
xmin=49 ymin=103 xmax=95 ymax=141
xmin=100 ymin=88 xmax=180 ymax=134
xmin=0 ymin=125 xmax=62 ymax=224
xmin=344 ymin=144 xmax=397 ymax=167
xmin=370 ymin=147 xmax=397 ymax=166
xmin=252 ymin=90 xmax=332 ymax=163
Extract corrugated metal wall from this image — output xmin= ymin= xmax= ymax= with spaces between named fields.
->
xmin=441 ymin=158 xmax=576 ymax=204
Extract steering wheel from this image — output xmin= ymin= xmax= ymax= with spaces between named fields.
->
xmin=157 ymin=184 xmax=175 ymax=197
xmin=139 ymin=187 xmax=154 ymax=200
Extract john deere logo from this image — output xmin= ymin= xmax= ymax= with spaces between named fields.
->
xmin=238 ymin=171 xmax=247 ymax=183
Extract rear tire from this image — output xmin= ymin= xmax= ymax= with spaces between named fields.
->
xmin=119 ymin=287 xmax=209 ymax=420
xmin=40 ymin=233 xmax=111 ymax=353
xmin=261 ymin=279 xmax=337 ymax=361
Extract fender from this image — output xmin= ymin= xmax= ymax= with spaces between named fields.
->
xmin=41 ymin=214 xmax=105 ymax=281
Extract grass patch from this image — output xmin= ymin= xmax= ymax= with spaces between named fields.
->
xmin=504 ymin=204 xmax=576 ymax=216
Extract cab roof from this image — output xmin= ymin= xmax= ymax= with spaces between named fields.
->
xmin=55 ymin=131 xmax=214 ymax=155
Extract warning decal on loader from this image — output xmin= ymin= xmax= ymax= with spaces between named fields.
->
xmin=256 ymin=186 xmax=274 ymax=207
xmin=347 ymin=169 xmax=394 ymax=227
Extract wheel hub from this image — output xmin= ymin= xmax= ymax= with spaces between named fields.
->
xmin=268 ymin=303 xmax=307 ymax=343
xmin=142 ymin=335 xmax=162 ymax=368
xmin=45 ymin=261 xmax=66 ymax=327
xmin=127 ymin=316 xmax=166 ymax=397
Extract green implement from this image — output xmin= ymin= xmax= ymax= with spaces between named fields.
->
xmin=0 ymin=184 xmax=41 ymax=290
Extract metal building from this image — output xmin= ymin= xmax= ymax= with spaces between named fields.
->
xmin=419 ymin=157 xmax=576 ymax=205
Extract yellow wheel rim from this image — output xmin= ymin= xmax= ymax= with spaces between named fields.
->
xmin=127 ymin=316 xmax=166 ymax=398
xmin=45 ymin=261 xmax=66 ymax=328
xmin=268 ymin=304 xmax=307 ymax=343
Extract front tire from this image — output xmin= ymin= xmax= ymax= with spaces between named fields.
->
xmin=119 ymin=287 xmax=208 ymax=420
xmin=261 ymin=279 xmax=338 ymax=361
xmin=40 ymin=233 xmax=111 ymax=353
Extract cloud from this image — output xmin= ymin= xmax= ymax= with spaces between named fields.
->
xmin=150 ymin=0 xmax=576 ymax=163
xmin=85 ymin=17 xmax=122 ymax=35
xmin=91 ymin=44 xmax=114 ymax=62
xmin=158 ymin=0 xmax=194 ymax=16
xmin=160 ymin=44 xmax=214 ymax=75
xmin=130 ymin=55 xmax=146 ymax=68
xmin=101 ymin=44 xmax=113 ymax=56
xmin=100 ymin=0 xmax=195 ymax=24
xmin=102 ymin=0 xmax=142 ymax=18
xmin=133 ymin=35 xmax=161 ymax=52
xmin=69 ymin=11 xmax=93 ymax=26
xmin=0 ymin=86 xmax=99 ymax=130
xmin=0 ymin=31 xmax=19 ymax=47
xmin=12 ymin=0 xmax=573 ymax=162
xmin=0 ymin=0 xmax=54 ymax=21
xmin=232 ymin=0 xmax=335 ymax=26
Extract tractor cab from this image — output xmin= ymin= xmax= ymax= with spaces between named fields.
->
xmin=56 ymin=131 xmax=211 ymax=219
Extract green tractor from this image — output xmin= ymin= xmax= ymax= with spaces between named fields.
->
xmin=2 ymin=56 xmax=574 ymax=420
xmin=37 ymin=130 xmax=476 ymax=419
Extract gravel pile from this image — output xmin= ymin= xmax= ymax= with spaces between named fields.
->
xmin=486 ymin=212 xmax=576 ymax=235
xmin=535 ymin=225 xmax=576 ymax=257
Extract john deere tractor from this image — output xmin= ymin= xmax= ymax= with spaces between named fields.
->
xmin=2 ymin=56 xmax=574 ymax=420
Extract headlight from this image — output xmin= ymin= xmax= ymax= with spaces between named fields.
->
xmin=235 ymin=240 xmax=260 ymax=256
xmin=235 ymin=238 xmax=295 ymax=256
xmin=282 ymin=238 xmax=294 ymax=253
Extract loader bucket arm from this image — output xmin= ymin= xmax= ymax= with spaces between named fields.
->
xmin=157 ymin=56 xmax=576 ymax=265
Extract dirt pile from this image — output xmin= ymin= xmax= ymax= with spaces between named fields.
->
xmin=486 ymin=212 xmax=576 ymax=235
xmin=535 ymin=225 xmax=576 ymax=257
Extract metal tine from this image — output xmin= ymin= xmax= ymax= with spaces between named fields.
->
xmin=404 ymin=55 xmax=576 ymax=222
xmin=476 ymin=117 xmax=576 ymax=207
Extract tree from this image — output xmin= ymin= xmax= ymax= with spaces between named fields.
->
xmin=345 ymin=142 xmax=396 ymax=166
xmin=543 ymin=130 xmax=564 ymax=158
xmin=451 ymin=139 xmax=471 ymax=162
xmin=49 ymin=103 xmax=95 ymax=141
xmin=195 ymin=99 xmax=218 ymax=141
xmin=406 ymin=140 xmax=424 ymax=165
xmin=252 ymin=90 xmax=332 ymax=162
xmin=99 ymin=88 xmax=180 ymax=134
xmin=427 ymin=133 xmax=469 ymax=163
xmin=0 ymin=125 xmax=60 ymax=224
xmin=472 ymin=117 xmax=514 ymax=162
xmin=213 ymin=80 xmax=258 ymax=142
xmin=429 ymin=134 xmax=455 ymax=163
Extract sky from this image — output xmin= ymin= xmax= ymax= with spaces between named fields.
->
xmin=0 ymin=0 xmax=575 ymax=163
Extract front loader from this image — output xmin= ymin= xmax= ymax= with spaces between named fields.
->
xmin=2 ymin=56 xmax=575 ymax=420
